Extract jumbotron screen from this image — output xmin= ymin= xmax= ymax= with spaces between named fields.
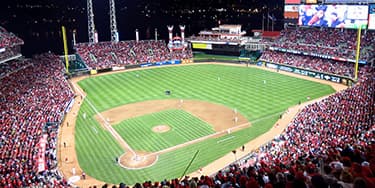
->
xmin=298 ymin=5 xmax=368 ymax=29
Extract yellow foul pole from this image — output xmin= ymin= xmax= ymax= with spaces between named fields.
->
xmin=354 ymin=26 xmax=362 ymax=81
xmin=61 ymin=26 xmax=69 ymax=74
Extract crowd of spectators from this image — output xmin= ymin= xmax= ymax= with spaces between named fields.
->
xmin=76 ymin=40 xmax=193 ymax=70
xmin=0 ymin=26 xmax=24 ymax=48
xmin=0 ymin=46 xmax=22 ymax=63
xmin=0 ymin=58 xmax=32 ymax=79
xmin=0 ymin=26 xmax=23 ymax=62
xmin=260 ymin=51 xmax=355 ymax=78
xmin=0 ymin=53 xmax=74 ymax=187
xmin=272 ymin=27 xmax=375 ymax=62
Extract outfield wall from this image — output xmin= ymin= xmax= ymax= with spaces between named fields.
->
xmin=263 ymin=62 xmax=354 ymax=86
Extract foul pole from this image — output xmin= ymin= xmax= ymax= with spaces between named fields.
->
xmin=354 ymin=26 xmax=362 ymax=81
xmin=179 ymin=150 xmax=199 ymax=182
xmin=61 ymin=26 xmax=69 ymax=74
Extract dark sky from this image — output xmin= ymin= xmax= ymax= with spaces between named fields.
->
xmin=0 ymin=0 xmax=283 ymax=56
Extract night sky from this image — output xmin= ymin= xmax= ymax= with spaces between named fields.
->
xmin=0 ymin=0 xmax=283 ymax=56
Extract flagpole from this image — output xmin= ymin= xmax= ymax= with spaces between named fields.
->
xmin=267 ymin=11 xmax=269 ymax=31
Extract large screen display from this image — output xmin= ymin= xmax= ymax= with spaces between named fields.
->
xmin=299 ymin=5 xmax=368 ymax=29
xmin=369 ymin=4 xmax=375 ymax=30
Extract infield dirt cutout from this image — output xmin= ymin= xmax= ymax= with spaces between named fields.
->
xmin=94 ymin=99 xmax=249 ymax=169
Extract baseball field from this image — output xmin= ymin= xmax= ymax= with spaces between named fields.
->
xmin=73 ymin=64 xmax=335 ymax=184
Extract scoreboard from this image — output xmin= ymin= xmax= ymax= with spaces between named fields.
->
xmin=284 ymin=1 xmax=374 ymax=29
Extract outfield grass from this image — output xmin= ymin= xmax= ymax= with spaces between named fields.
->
xmin=113 ymin=109 xmax=215 ymax=152
xmin=75 ymin=64 xmax=335 ymax=184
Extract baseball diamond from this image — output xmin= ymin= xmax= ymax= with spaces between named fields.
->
xmin=69 ymin=64 xmax=336 ymax=184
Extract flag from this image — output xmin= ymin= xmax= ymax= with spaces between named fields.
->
xmin=268 ymin=14 xmax=273 ymax=20
xmin=268 ymin=14 xmax=276 ymax=21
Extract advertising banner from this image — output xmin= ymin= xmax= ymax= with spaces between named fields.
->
xmin=265 ymin=62 xmax=344 ymax=83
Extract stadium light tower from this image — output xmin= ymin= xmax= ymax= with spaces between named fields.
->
xmin=109 ymin=0 xmax=119 ymax=42
xmin=87 ymin=0 xmax=96 ymax=43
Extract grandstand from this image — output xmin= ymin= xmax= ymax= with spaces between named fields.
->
xmin=1 ymin=48 xmax=74 ymax=186
xmin=75 ymin=40 xmax=193 ymax=70
xmin=0 ymin=26 xmax=24 ymax=64
xmin=259 ymin=27 xmax=375 ymax=82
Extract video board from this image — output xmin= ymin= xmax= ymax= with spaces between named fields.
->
xmin=298 ymin=5 xmax=368 ymax=29
xmin=369 ymin=4 xmax=375 ymax=29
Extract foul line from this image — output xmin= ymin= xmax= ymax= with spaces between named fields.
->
xmin=216 ymin=136 xmax=235 ymax=144
xmin=72 ymin=82 xmax=137 ymax=156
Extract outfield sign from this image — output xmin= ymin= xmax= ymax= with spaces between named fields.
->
xmin=265 ymin=62 xmax=344 ymax=83
xmin=140 ymin=60 xmax=182 ymax=67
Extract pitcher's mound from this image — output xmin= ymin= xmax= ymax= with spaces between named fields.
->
xmin=152 ymin=125 xmax=171 ymax=133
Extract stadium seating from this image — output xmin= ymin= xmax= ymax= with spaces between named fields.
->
xmin=260 ymin=50 xmax=355 ymax=78
xmin=0 ymin=26 xmax=24 ymax=48
xmin=0 ymin=26 xmax=24 ymax=63
xmin=76 ymin=40 xmax=193 ymax=70
xmin=0 ymin=53 xmax=73 ymax=187
xmin=271 ymin=27 xmax=375 ymax=62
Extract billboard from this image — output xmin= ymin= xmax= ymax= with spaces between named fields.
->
xmin=285 ymin=0 xmax=301 ymax=4
xmin=192 ymin=43 xmax=212 ymax=50
xmin=284 ymin=5 xmax=299 ymax=19
xmin=299 ymin=5 xmax=368 ymax=29
xmin=369 ymin=4 xmax=375 ymax=30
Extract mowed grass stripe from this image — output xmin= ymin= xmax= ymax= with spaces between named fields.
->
xmin=76 ymin=64 xmax=335 ymax=184
xmin=113 ymin=109 xmax=215 ymax=152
